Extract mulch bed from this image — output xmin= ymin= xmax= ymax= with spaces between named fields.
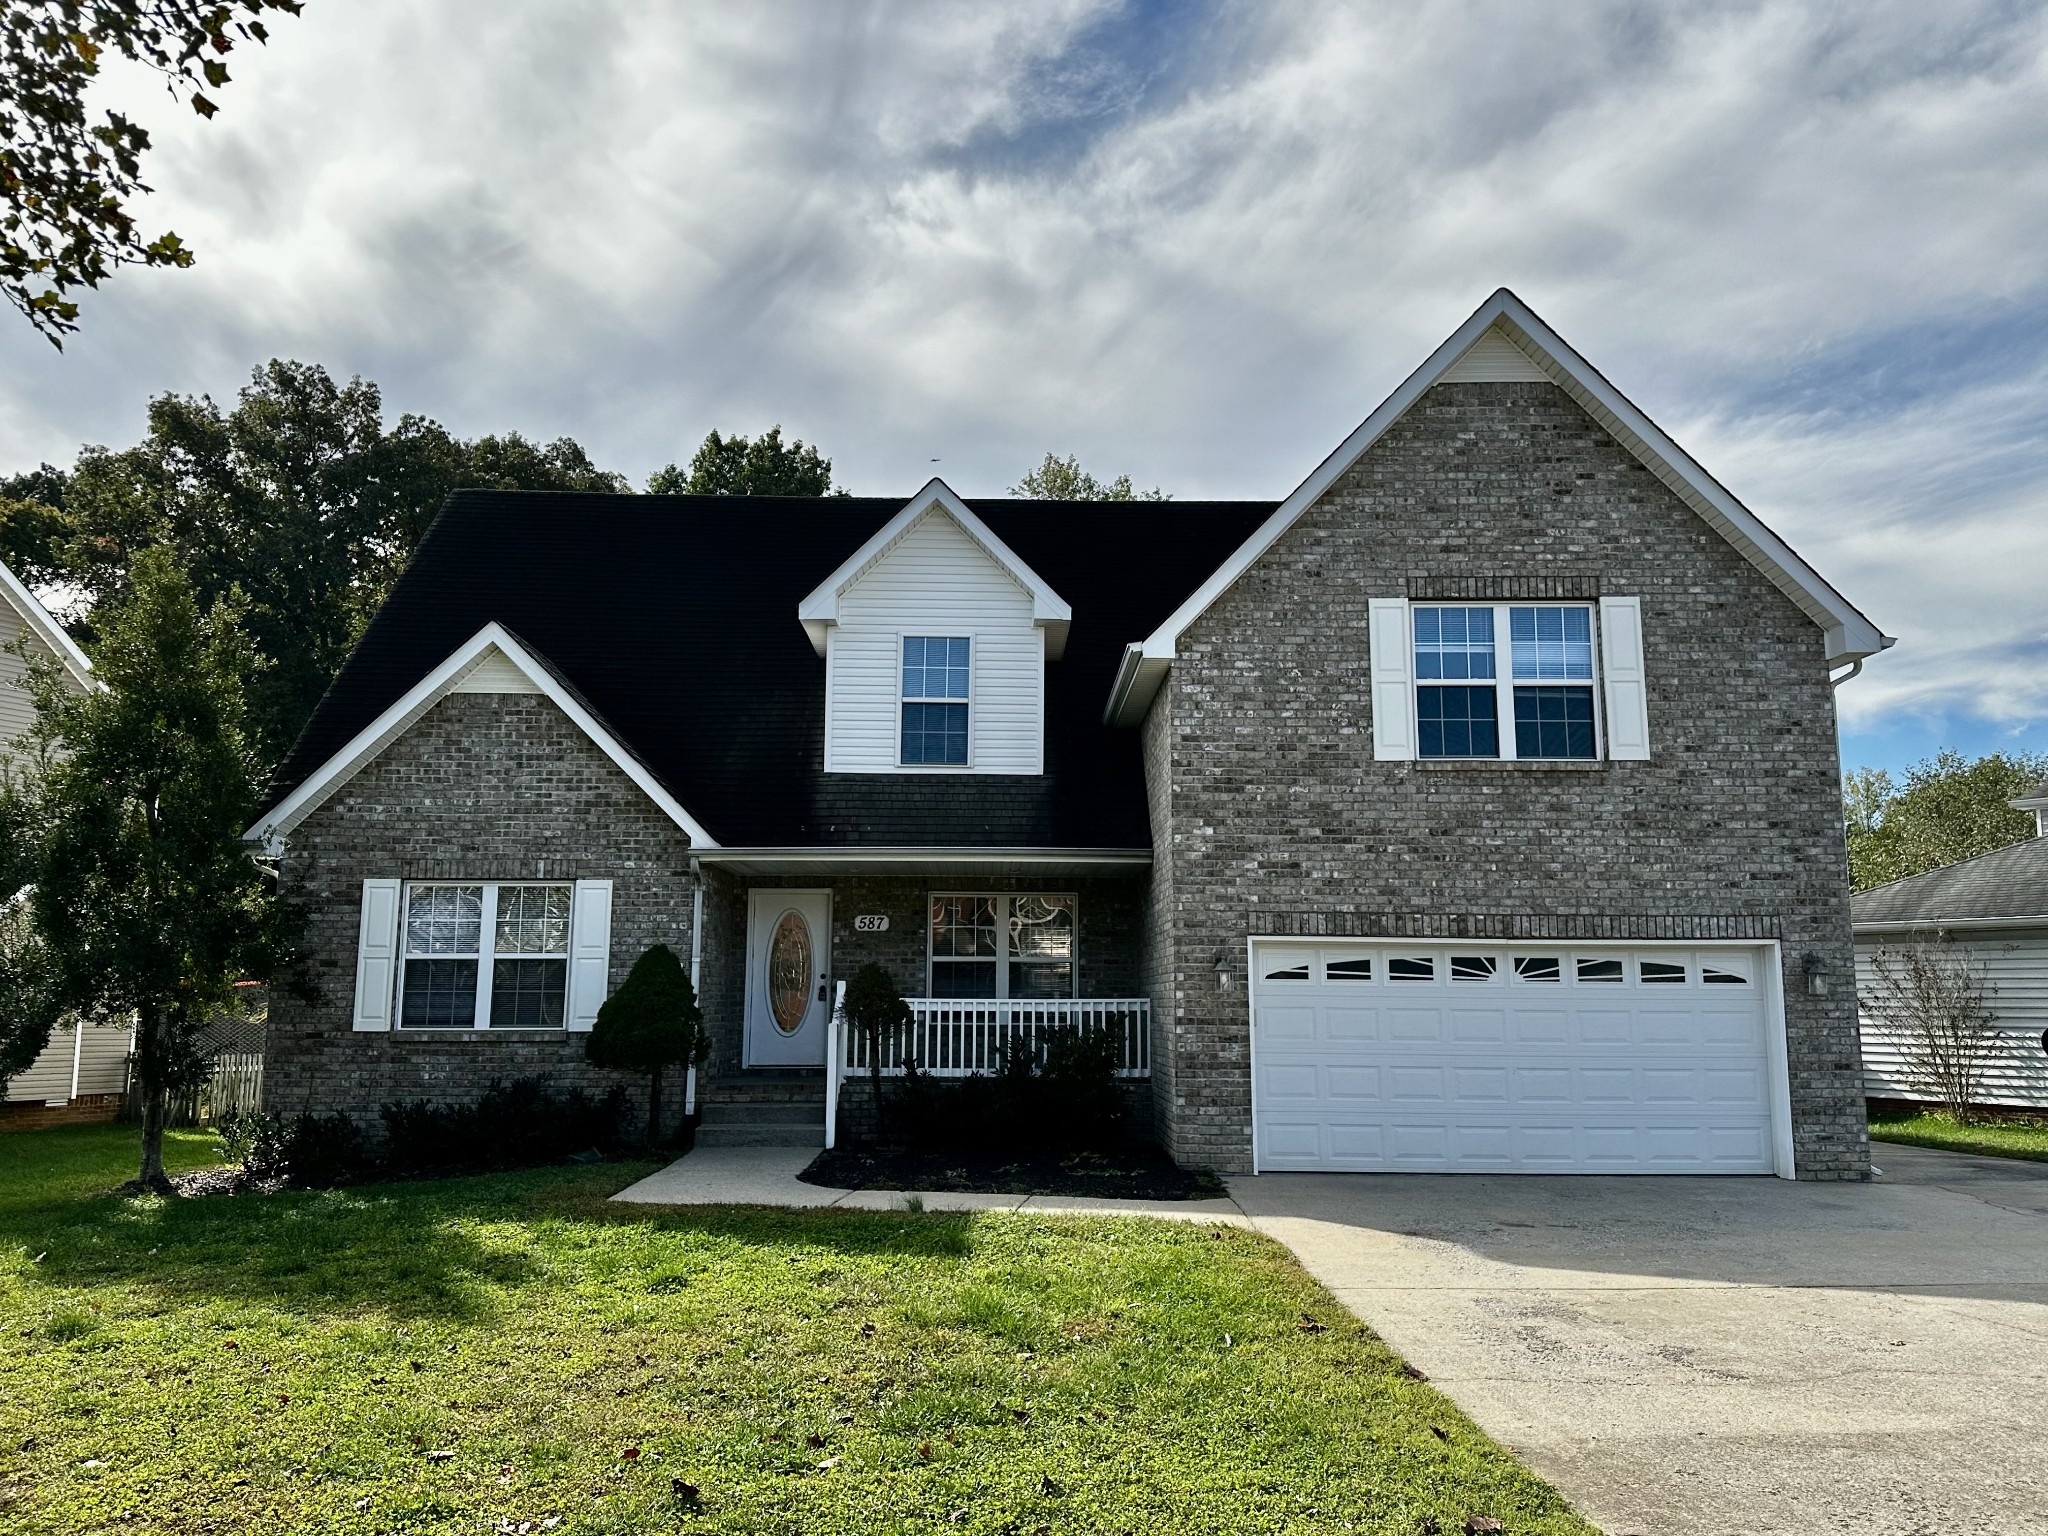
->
xmin=798 ymin=1145 xmax=1229 ymax=1200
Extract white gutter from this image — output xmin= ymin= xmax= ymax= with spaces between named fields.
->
xmin=1853 ymin=915 xmax=2048 ymax=935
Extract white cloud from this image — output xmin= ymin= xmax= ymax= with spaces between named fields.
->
xmin=2 ymin=0 xmax=2044 ymax=744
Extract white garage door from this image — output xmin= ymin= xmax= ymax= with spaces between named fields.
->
xmin=1251 ymin=942 xmax=1786 ymax=1175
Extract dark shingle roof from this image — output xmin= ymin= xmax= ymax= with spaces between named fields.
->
xmin=263 ymin=491 xmax=1275 ymax=848
xmin=1852 ymin=835 xmax=2048 ymax=926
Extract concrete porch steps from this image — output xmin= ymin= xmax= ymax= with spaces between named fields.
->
xmin=692 ymin=1071 xmax=826 ymax=1148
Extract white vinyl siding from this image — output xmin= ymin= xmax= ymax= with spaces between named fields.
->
xmin=2 ymin=1021 xmax=132 ymax=1104
xmin=1857 ymin=931 xmax=2048 ymax=1107
xmin=1439 ymin=324 xmax=1551 ymax=383
xmin=0 ymin=605 xmax=52 ymax=749
xmin=824 ymin=509 xmax=1044 ymax=773
xmin=451 ymin=647 xmax=542 ymax=694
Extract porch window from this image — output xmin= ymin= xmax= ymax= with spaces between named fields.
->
xmin=928 ymin=893 xmax=1076 ymax=999
xmin=400 ymin=882 xmax=571 ymax=1028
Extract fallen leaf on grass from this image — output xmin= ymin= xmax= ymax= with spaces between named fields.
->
xmin=1298 ymin=1314 xmax=1327 ymax=1333
xmin=619 ymin=1447 xmax=640 ymax=1461
xmin=1401 ymin=1363 xmax=1429 ymax=1382
xmin=816 ymin=1456 xmax=842 ymax=1471
xmin=1430 ymin=1425 xmax=1449 ymax=1442
xmin=1463 ymin=1519 xmax=1503 ymax=1534
xmin=670 ymin=1479 xmax=701 ymax=1506
xmin=805 ymin=1432 xmax=825 ymax=1449
xmin=918 ymin=1442 xmax=933 ymax=1462
xmin=423 ymin=1451 xmax=455 ymax=1464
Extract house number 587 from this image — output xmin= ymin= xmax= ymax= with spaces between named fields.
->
xmin=852 ymin=914 xmax=889 ymax=933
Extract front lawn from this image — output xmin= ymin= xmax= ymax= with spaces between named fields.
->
xmin=1870 ymin=1111 xmax=2048 ymax=1163
xmin=0 ymin=1125 xmax=1592 ymax=1536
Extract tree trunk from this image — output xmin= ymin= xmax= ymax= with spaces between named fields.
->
xmin=135 ymin=1002 xmax=171 ymax=1193
xmin=647 ymin=1064 xmax=664 ymax=1149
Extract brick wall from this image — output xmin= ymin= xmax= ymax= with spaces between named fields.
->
xmin=264 ymin=692 xmax=697 ymax=1130
xmin=1153 ymin=381 xmax=1868 ymax=1178
xmin=0 ymin=1093 xmax=124 ymax=1132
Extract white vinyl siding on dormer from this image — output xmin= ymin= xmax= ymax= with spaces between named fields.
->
xmin=0 ymin=604 xmax=63 ymax=749
xmin=823 ymin=509 xmax=1045 ymax=774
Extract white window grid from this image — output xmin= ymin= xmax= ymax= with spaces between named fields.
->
xmin=927 ymin=892 xmax=1079 ymax=1000
xmin=400 ymin=881 xmax=573 ymax=1029
xmin=1410 ymin=602 xmax=1605 ymax=761
xmin=898 ymin=634 xmax=974 ymax=769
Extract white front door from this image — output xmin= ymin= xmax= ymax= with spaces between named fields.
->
xmin=1251 ymin=940 xmax=1788 ymax=1175
xmin=745 ymin=889 xmax=832 ymax=1067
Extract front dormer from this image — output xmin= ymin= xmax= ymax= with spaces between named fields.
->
xmin=800 ymin=479 xmax=1070 ymax=775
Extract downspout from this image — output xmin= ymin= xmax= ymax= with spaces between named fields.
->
xmin=1828 ymin=657 xmax=1863 ymax=690
xmin=687 ymin=855 xmax=704 ymax=1117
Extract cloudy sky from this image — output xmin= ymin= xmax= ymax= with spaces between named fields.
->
xmin=3 ymin=0 xmax=2044 ymax=777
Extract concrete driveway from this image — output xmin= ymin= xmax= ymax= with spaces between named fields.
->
xmin=1232 ymin=1143 xmax=2048 ymax=1536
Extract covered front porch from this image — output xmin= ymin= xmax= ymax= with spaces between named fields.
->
xmin=689 ymin=847 xmax=1156 ymax=1149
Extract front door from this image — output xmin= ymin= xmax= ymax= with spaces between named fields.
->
xmin=744 ymin=889 xmax=832 ymax=1067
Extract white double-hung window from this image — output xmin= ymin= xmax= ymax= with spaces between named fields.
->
xmin=1371 ymin=595 xmax=1649 ymax=761
xmin=400 ymin=882 xmax=572 ymax=1028
xmin=901 ymin=635 xmax=971 ymax=766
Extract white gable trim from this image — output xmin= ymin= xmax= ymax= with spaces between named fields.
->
xmin=243 ymin=623 xmax=720 ymax=850
xmin=798 ymin=477 xmax=1072 ymax=660
xmin=1104 ymin=289 xmax=1890 ymax=726
xmin=0 ymin=558 xmax=94 ymax=691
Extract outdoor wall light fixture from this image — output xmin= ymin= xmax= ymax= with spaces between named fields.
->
xmin=1801 ymin=952 xmax=1829 ymax=997
xmin=1213 ymin=952 xmax=1232 ymax=992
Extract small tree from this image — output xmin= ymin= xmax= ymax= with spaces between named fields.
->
xmin=1009 ymin=452 xmax=1168 ymax=501
xmin=842 ymin=962 xmax=911 ymax=1147
xmin=1 ymin=549 xmax=294 ymax=1190
xmin=585 ymin=944 xmax=706 ymax=1147
xmin=1866 ymin=937 xmax=1999 ymax=1121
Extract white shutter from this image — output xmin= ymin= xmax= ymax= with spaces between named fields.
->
xmin=566 ymin=879 xmax=613 ymax=1032
xmin=352 ymin=879 xmax=402 ymax=1032
xmin=1599 ymin=596 xmax=1651 ymax=760
xmin=1368 ymin=598 xmax=1415 ymax=760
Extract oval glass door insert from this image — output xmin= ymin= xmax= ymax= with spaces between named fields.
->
xmin=768 ymin=910 xmax=812 ymax=1034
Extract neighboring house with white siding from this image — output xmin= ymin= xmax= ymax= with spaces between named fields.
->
xmin=1854 ymin=804 xmax=2048 ymax=1112
xmin=0 ymin=558 xmax=134 ymax=1129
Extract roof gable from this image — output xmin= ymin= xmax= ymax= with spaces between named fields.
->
xmin=0 ymin=558 xmax=93 ymax=692
xmin=798 ymin=479 xmax=1073 ymax=659
xmin=1105 ymin=289 xmax=1890 ymax=726
xmin=245 ymin=622 xmax=720 ymax=850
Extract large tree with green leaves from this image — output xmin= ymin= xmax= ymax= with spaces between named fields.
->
xmin=1 ymin=548 xmax=294 ymax=1189
xmin=1 ymin=360 xmax=627 ymax=765
xmin=647 ymin=426 xmax=838 ymax=497
xmin=1845 ymin=749 xmax=2048 ymax=891
xmin=1 ymin=1 xmax=304 ymax=345
xmin=1009 ymin=452 xmax=1168 ymax=501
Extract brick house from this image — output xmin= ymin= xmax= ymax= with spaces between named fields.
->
xmin=250 ymin=290 xmax=1888 ymax=1178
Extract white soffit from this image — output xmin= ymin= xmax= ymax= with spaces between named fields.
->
xmin=797 ymin=477 xmax=1073 ymax=659
xmin=1104 ymin=289 xmax=1891 ymax=726
xmin=0 ymin=557 xmax=94 ymax=691
xmin=244 ymin=623 xmax=720 ymax=850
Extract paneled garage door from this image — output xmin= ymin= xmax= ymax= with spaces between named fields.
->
xmin=1251 ymin=941 xmax=1786 ymax=1174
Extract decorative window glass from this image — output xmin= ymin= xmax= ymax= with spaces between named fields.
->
xmin=901 ymin=636 xmax=970 ymax=765
xmin=402 ymin=883 xmax=571 ymax=1029
xmin=1450 ymin=955 xmax=1498 ymax=981
xmin=1701 ymin=963 xmax=1751 ymax=985
xmin=1639 ymin=960 xmax=1688 ymax=984
xmin=1388 ymin=957 xmax=1435 ymax=982
xmin=929 ymin=894 xmax=1077 ymax=1000
xmin=1513 ymin=956 xmax=1562 ymax=982
xmin=1325 ymin=958 xmax=1373 ymax=982
xmin=1576 ymin=957 xmax=1624 ymax=983
xmin=1414 ymin=603 xmax=1601 ymax=761
xmin=1263 ymin=962 xmax=1311 ymax=981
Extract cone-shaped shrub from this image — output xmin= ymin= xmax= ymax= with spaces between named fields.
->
xmin=585 ymin=944 xmax=706 ymax=1146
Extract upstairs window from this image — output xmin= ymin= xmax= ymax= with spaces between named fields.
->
xmin=1414 ymin=604 xmax=1599 ymax=761
xmin=901 ymin=635 xmax=970 ymax=765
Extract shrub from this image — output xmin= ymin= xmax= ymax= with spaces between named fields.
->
xmin=585 ymin=944 xmax=705 ymax=1146
xmin=896 ymin=1022 xmax=1127 ymax=1156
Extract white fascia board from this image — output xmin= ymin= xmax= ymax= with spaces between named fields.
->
xmin=1107 ymin=289 xmax=1890 ymax=726
xmin=796 ymin=477 xmax=1073 ymax=659
xmin=0 ymin=558 xmax=94 ymax=691
xmin=242 ymin=622 xmax=720 ymax=850
xmin=1854 ymin=916 xmax=2048 ymax=935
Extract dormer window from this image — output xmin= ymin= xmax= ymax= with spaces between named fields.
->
xmin=901 ymin=636 xmax=970 ymax=765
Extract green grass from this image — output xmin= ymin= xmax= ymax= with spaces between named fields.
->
xmin=0 ymin=1125 xmax=1594 ymax=1536
xmin=1870 ymin=1111 xmax=2048 ymax=1163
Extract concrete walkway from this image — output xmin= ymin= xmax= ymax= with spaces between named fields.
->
xmin=613 ymin=1142 xmax=2048 ymax=1536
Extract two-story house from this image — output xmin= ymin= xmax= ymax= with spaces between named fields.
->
xmin=251 ymin=290 xmax=1888 ymax=1178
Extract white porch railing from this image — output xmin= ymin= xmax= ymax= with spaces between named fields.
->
xmin=824 ymin=994 xmax=1150 ymax=1149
